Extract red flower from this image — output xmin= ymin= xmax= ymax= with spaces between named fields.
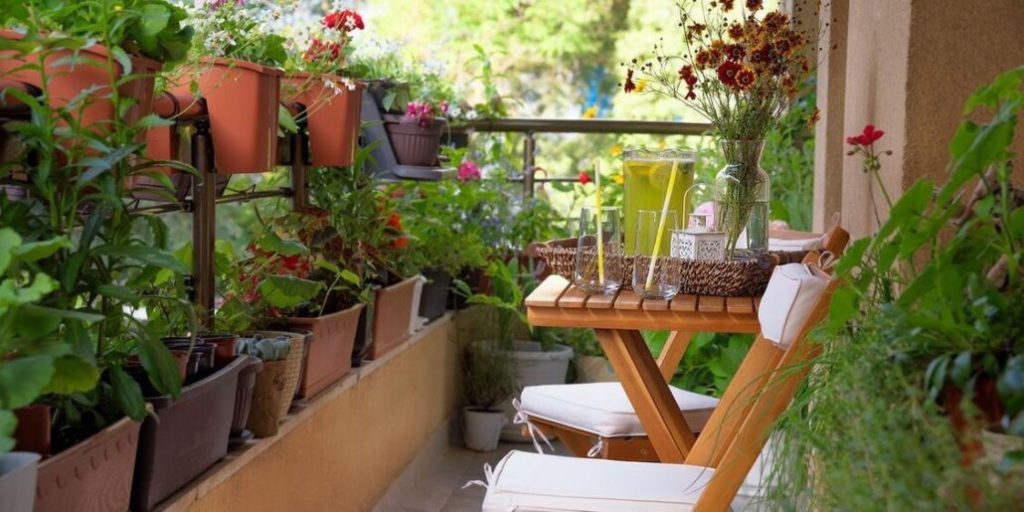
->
xmin=304 ymin=38 xmax=341 ymax=62
xmin=723 ymin=43 xmax=746 ymax=62
xmin=846 ymin=124 xmax=885 ymax=147
xmin=323 ymin=9 xmax=364 ymax=32
xmin=745 ymin=0 xmax=763 ymax=11
xmin=281 ymin=255 xmax=301 ymax=271
xmin=393 ymin=237 xmax=409 ymax=250
xmin=716 ymin=60 xmax=742 ymax=88
xmin=623 ymin=68 xmax=637 ymax=93
xmin=735 ymin=67 xmax=756 ymax=90
xmin=387 ymin=212 xmax=402 ymax=230
xmin=578 ymin=171 xmax=592 ymax=185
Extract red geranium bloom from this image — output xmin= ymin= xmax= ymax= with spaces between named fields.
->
xmin=578 ymin=171 xmax=592 ymax=185
xmin=846 ymin=124 xmax=885 ymax=147
xmin=281 ymin=254 xmax=301 ymax=271
xmin=393 ymin=237 xmax=409 ymax=250
xmin=387 ymin=212 xmax=403 ymax=230
xmin=304 ymin=38 xmax=341 ymax=62
xmin=323 ymin=9 xmax=364 ymax=32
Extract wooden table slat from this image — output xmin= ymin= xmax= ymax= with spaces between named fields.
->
xmin=754 ymin=297 xmax=761 ymax=312
xmin=642 ymin=298 xmax=670 ymax=311
xmin=670 ymin=294 xmax=699 ymax=312
xmin=697 ymin=295 xmax=725 ymax=313
xmin=613 ymin=289 xmax=643 ymax=310
xmin=524 ymin=275 xmax=571 ymax=308
xmin=726 ymin=297 xmax=755 ymax=314
xmin=558 ymin=285 xmax=590 ymax=308
xmin=585 ymin=288 xmax=620 ymax=309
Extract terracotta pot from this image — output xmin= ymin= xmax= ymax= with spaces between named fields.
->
xmin=0 ymin=452 xmax=39 ymax=512
xmin=370 ymin=276 xmax=421 ymax=359
xmin=35 ymin=416 xmax=141 ymax=512
xmin=284 ymin=73 xmax=364 ymax=167
xmin=198 ymin=333 xmax=239 ymax=368
xmin=246 ymin=360 xmax=289 ymax=438
xmin=229 ymin=357 xmax=262 ymax=448
xmin=131 ymin=355 xmax=260 ymax=512
xmin=169 ymin=350 xmax=189 ymax=382
xmin=12 ymin=405 xmax=50 ymax=456
xmin=168 ymin=58 xmax=282 ymax=173
xmin=287 ymin=304 xmax=363 ymax=398
xmin=419 ymin=268 xmax=451 ymax=322
xmin=0 ymin=29 xmax=161 ymax=135
xmin=383 ymin=114 xmax=445 ymax=166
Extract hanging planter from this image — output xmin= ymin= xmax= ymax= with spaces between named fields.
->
xmin=383 ymin=113 xmax=446 ymax=167
xmin=369 ymin=276 xmax=421 ymax=359
xmin=284 ymin=74 xmax=364 ymax=167
xmin=34 ymin=416 xmax=143 ymax=512
xmin=287 ymin=303 xmax=363 ymax=398
xmin=168 ymin=57 xmax=282 ymax=174
xmin=0 ymin=29 xmax=161 ymax=135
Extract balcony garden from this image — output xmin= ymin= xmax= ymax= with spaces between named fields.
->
xmin=0 ymin=1 xmax=1022 ymax=511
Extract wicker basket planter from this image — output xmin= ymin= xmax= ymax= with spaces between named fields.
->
xmin=288 ymin=304 xmax=363 ymax=398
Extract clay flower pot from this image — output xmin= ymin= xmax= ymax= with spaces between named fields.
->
xmin=369 ymin=276 xmax=421 ymax=359
xmin=35 ymin=416 xmax=142 ymax=512
xmin=169 ymin=57 xmax=283 ymax=173
xmin=284 ymin=73 xmax=364 ymax=167
xmin=0 ymin=29 xmax=161 ymax=135
xmin=383 ymin=114 xmax=446 ymax=166
xmin=197 ymin=333 xmax=239 ymax=368
xmin=13 ymin=404 xmax=51 ymax=456
xmin=288 ymin=304 xmax=363 ymax=398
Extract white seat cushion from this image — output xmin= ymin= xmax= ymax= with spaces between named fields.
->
xmin=482 ymin=450 xmax=711 ymax=512
xmin=520 ymin=383 xmax=719 ymax=438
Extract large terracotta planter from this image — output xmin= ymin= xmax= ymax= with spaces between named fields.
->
xmin=0 ymin=452 xmax=39 ymax=512
xmin=383 ymin=114 xmax=445 ymax=166
xmin=284 ymin=73 xmax=364 ymax=167
xmin=131 ymin=355 xmax=260 ymax=512
xmin=0 ymin=29 xmax=161 ymax=134
xmin=35 ymin=416 xmax=142 ymax=512
xmin=288 ymin=304 xmax=364 ymax=398
xmin=169 ymin=58 xmax=282 ymax=173
xmin=369 ymin=276 xmax=420 ymax=359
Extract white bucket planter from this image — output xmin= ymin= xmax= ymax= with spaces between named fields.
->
xmin=464 ymin=407 xmax=507 ymax=452
xmin=575 ymin=355 xmax=617 ymax=383
xmin=0 ymin=452 xmax=41 ymax=512
xmin=500 ymin=340 xmax=574 ymax=441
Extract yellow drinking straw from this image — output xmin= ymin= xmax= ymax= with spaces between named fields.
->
xmin=594 ymin=161 xmax=605 ymax=283
xmin=645 ymin=161 xmax=679 ymax=289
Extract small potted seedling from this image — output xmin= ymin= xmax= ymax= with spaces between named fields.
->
xmin=462 ymin=346 xmax=517 ymax=452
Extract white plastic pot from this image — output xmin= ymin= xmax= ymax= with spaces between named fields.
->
xmin=575 ymin=355 xmax=617 ymax=383
xmin=0 ymin=452 xmax=41 ymax=512
xmin=464 ymin=407 xmax=507 ymax=452
xmin=500 ymin=340 xmax=574 ymax=441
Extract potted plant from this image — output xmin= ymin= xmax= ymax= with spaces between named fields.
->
xmin=236 ymin=332 xmax=304 ymax=437
xmin=383 ymin=100 xmax=447 ymax=166
xmin=462 ymin=346 xmax=517 ymax=452
xmin=557 ymin=328 xmax=616 ymax=383
xmin=282 ymin=8 xmax=365 ymax=168
xmin=167 ymin=0 xmax=287 ymax=173
xmin=463 ymin=259 xmax=574 ymax=440
xmin=368 ymin=208 xmax=424 ymax=359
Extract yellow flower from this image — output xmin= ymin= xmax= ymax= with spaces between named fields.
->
xmin=610 ymin=144 xmax=623 ymax=157
xmin=635 ymin=79 xmax=647 ymax=92
xmin=113 ymin=4 xmax=123 ymax=11
xmin=612 ymin=173 xmax=625 ymax=185
xmin=582 ymin=106 xmax=598 ymax=119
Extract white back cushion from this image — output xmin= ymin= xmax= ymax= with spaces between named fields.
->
xmin=757 ymin=263 xmax=830 ymax=349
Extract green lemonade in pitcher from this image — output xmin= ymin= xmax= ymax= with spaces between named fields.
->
xmin=623 ymin=148 xmax=697 ymax=254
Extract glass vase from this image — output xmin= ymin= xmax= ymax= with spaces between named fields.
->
xmin=574 ymin=206 xmax=623 ymax=295
xmin=714 ymin=139 xmax=770 ymax=258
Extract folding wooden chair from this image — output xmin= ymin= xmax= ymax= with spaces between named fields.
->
xmin=479 ymin=258 xmax=842 ymax=512
xmin=517 ymin=227 xmax=849 ymax=463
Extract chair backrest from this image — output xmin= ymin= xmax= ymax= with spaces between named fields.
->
xmin=687 ymin=225 xmax=848 ymax=512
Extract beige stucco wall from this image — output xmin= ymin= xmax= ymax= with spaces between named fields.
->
xmin=813 ymin=0 xmax=1024 ymax=239
xmin=185 ymin=317 xmax=460 ymax=512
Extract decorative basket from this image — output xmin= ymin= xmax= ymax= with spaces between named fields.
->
xmin=530 ymin=238 xmax=811 ymax=297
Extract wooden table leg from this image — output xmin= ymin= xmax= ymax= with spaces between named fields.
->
xmin=656 ymin=332 xmax=694 ymax=382
xmin=596 ymin=328 xmax=696 ymax=463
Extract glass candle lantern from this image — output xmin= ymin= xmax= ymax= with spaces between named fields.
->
xmin=672 ymin=213 xmax=727 ymax=262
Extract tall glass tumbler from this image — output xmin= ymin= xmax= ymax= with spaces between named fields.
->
xmin=574 ymin=206 xmax=623 ymax=295
xmin=631 ymin=209 xmax=681 ymax=300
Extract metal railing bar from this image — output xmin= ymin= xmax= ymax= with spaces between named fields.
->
xmin=450 ymin=118 xmax=712 ymax=136
xmin=215 ymin=188 xmax=293 ymax=205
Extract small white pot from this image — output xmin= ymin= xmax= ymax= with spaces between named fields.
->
xmin=464 ymin=407 xmax=507 ymax=452
xmin=0 ymin=452 xmax=41 ymax=512
xmin=575 ymin=355 xmax=617 ymax=383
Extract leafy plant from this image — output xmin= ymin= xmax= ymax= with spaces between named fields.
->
xmin=183 ymin=0 xmax=286 ymax=67
xmin=462 ymin=344 xmax=517 ymax=411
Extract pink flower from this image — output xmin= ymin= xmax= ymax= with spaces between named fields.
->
xmin=457 ymin=160 xmax=481 ymax=181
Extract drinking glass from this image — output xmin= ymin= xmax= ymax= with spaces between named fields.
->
xmin=631 ymin=209 xmax=681 ymax=300
xmin=574 ymin=206 xmax=623 ymax=295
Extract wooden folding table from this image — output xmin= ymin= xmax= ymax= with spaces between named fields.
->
xmin=524 ymin=277 xmax=762 ymax=464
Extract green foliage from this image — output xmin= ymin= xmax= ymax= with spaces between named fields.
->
xmin=767 ymin=66 xmax=1024 ymax=509
xmin=183 ymin=0 xmax=286 ymax=67
xmin=462 ymin=344 xmax=518 ymax=411
xmin=465 ymin=259 xmax=528 ymax=351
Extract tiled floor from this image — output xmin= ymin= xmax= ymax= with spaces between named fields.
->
xmin=385 ymin=442 xmax=563 ymax=512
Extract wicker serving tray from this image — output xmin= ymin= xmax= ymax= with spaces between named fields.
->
xmin=529 ymin=238 xmax=810 ymax=297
